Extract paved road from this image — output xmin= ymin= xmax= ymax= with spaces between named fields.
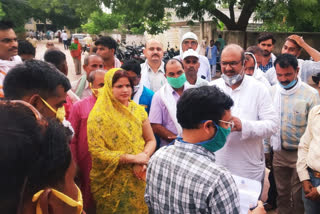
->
xmin=35 ymin=38 xmax=85 ymax=83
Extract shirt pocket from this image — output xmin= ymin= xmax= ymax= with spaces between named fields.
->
xmin=290 ymin=101 xmax=308 ymax=127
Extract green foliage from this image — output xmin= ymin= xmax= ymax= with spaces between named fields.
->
xmin=0 ymin=2 xmax=5 ymax=19
xmin=82 ymin=11 xmax=123 ymax=34
xmin=255 ymin=0 xmax=320 ymax=32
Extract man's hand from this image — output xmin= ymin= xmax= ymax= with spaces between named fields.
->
xmin=248 ymin=201 xmax=266 ymax=214
xmin=288 ymin=35 xmax=306 ymax=48
xmin=302 ymin=180 xmax=313 ymax=195
xmin=305 ymin=186 xmax=320 ymax=201
xmin=265 ymin=153 xmax=272 ymax=169
xmin=231 ymin=116 xmax=242 ymax=132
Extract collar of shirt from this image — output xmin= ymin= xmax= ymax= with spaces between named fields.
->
xmin=316 ymin=107 xmax=320 ymax=115
xmin=146 ymin=60 xmax=165 ymax=74
xmin=173 ymin=139 xmax=216 ymax=162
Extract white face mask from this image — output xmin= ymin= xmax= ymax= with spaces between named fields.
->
xmin=221 ymin=67 xmax=245 ymax=86
xmin=133 ymin=85 xmax=140 ymax=93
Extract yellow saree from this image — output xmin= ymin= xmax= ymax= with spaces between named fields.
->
xmin=87 ymin=68 xmax=148 ymax=213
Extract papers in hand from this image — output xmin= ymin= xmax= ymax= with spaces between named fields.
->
xmin=232 ymin=174 xmax=261 ymax=214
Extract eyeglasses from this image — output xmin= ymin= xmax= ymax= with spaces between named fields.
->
xmin=219 ymin=120 xmax=234 ymax=129
xmin=221 ymin=60 xmax=242 ymax=68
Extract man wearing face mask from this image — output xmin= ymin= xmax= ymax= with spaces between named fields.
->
xmin=149 ymin=59 xmax=191 ymax=147
xmin=3 ymin=60 xmax=71 ymax=122
xmin=209 ymin=44 xmax=278 ymax=183
xmin=69 ymin=69 xmax=106 ymax=213
xmin=265 ymin=54 xmax=319 ymax=214
xmin=121 ymin=59 xmax=154 ymax=114
xmin=145 ymin=86 xmax=266 ymax=213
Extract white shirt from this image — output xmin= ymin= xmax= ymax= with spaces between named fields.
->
xmin=253 ymin=68 xmax=271 ymax=90
xmin=209 ymin=76 xmax=278 ymax=181
xmin=61 ymin=32 xmax=68 ymax=41
xmin=140 ymin=60 xmax=167 ymax=92
xmin=265 ymin=59 xmax=320 ymax=85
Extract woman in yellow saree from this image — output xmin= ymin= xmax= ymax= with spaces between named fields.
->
xmin=87 ymin=68 xmax=156 ymax=213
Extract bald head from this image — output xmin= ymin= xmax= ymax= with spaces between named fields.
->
xmin=221 ymin=44 xmax=245 ymax=63
xmin=144 ymin=39 xmax=164 ymax=64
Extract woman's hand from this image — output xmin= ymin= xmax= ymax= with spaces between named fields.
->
xmin=133 ymin=164 xmax=147 ymax=181
xmin=133 ymin=152 xmax=150 ymax=165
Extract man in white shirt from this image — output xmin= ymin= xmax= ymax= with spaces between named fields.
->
xmin=140 ymin=39 xmax=166 ymax=92
xmin=174 ymin=32 xmax=211 ymax=81
xmin=0 ymin=20 xmax=22 ymax=98
xmin=182 ymin=49 xmax=208 ymax=87
xmin=61 ymin=30 xmax=68 ymax=50
xmin=265 ymin=35 xmax=320 ymax=85
xmin=209 ymin=44 xmax=278 ymax=182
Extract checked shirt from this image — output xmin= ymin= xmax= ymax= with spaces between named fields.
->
xmin=145 ymin=139 xmax=240 ymax=214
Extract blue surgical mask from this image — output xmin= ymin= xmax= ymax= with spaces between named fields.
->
xmin=197 ymin=122 xmax=231 ymax=152
xmin=279 ymin=79 xmax=297 ymax=89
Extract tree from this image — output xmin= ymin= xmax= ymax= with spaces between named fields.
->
xmin=255 ymin=0 xmax=320 ymax=32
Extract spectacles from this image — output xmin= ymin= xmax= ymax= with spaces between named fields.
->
xmin=219 ymin=120 xmax=234 ymax=129
xmin=221 ymin=60 xmax=242 ymax=68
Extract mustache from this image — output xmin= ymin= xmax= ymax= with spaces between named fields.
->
xmin=152 ymin=54 xmax=160 ymax=57
xmin=8 ymin=47 xmax=18 ymax=51
xmin=224 ymin=70 xmax=236 ymax=75
xmin=280 ymin=81 xmax=291 ymax=85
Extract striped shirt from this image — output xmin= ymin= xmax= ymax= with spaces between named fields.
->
xmin=145 ymin=139 xmax=240 ymax=214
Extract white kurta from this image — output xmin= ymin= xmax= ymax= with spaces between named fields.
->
xmin=209 ymin=75 xmax=279 ymax=181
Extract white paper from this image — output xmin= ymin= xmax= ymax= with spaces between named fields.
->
xmin=232 ymin=174 xmax=261 ymax=214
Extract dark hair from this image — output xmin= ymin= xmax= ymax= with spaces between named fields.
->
xmin=95 ymin=36 xmax=117 ymax=51
xmin=274 ymin=53 xmax=298 ymax=70
xmin=177 ymin=86 xmax=233 ymax=129
xmin=44 ymin=49 xmax=66 ymax=71
xmin=25 ymin=119 xmax=71 ymax=197
xmin=258 ymin=33 xmax=276 ymax=44
xmin=0 ymin=20 xmax=14 ymax=31
xmin=218 ymin=34 xmax=222 ymax=38
xmin=164 ymin=58 xmax=184 ymax=74
xmin=121 ymin=59 xmax=141 ymax=76
xmin=3 ymin=60 xmax=71 ymax=100
xmin=0 ymin=102 xmax=43 ymax=212
xmin=246 ymin=46 xmax=263 ymax=56
xmin=18 ymin=40 xmax=35 ymax=57
xmin=285 ymin=37 xmax=302 ymax=51
xmin=112 ymin=69 xmax=134 ymax=91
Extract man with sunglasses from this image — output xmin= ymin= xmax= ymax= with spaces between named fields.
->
xmin=182 ymin=49 xmax=208 ymax=87
xmin=0 ymin=20 xmax=22 ymax=98
xmin=209 ymin=44 xmax=278 ymax=183
xmin=174 ymin=32 xmax=211 ymax=81
xmin=3 ymin=59 xmax=71 ymax=120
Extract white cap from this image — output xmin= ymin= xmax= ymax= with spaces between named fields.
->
xmin=182 ymin=32 xmax=198 ymax=42
xmin=182 ymin=49 xmax=199 ymax=60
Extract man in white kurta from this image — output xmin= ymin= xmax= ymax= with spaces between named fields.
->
xmin=209 ymin=44 xmax=278 ymax=182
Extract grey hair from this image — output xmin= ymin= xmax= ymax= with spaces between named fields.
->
xmin=87 ymin=69 xmax=107 ymax=83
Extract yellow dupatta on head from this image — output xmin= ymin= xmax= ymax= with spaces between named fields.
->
xmin=87 ymin=68 xmax=147 ymax=206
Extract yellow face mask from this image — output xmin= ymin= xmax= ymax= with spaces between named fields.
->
xmin=32 ymin=185 xmax=83 ymax=214
xmin=40 ymin=97 xmax=65 ymax=122
xmin=89 ymin=82 xmax=99 ymax=97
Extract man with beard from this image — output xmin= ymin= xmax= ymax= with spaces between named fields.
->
xmin=209 ymin=44 xmax=278 ymax=183
xmin=265 ymin=35 xmax=320 ymax=85
xmin=0 ymin=21 xmax=22 ymax=98
xmin=257 ymin=33 xmax=277 ymax=73
xmin=266 ymin=54 xmax=319 ymax=214
xmin=140 ymin=39 xmax=166 ymax=92
xmin=182 ymin=49 xmax=208 ymax=87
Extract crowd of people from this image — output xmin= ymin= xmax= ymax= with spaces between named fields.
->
xmin=1 ymin=19 xmax=320 ymax=214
